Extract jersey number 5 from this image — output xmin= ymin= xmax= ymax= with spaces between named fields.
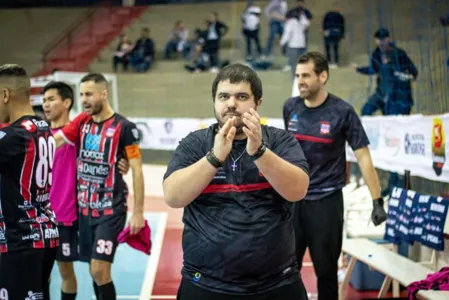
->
xmin=36 ymin=136 xmax=56 ymax=188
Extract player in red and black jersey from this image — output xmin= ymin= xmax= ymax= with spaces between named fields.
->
xmin=53 ymin=73 xmax=145 ymax=300
xmin=0 ymin=64 xmax=58 ymax=300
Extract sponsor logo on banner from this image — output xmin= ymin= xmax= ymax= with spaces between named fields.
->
xmin=404 ymin=133 xmax=425 ymax=156
xmin=164 ymin=120 xmax=174 ymax=134
xmin=131 ymin=128 xmax=139 ymax=140
xmin=431 ymin=118 xmax=445 ymax=176
xmin=383 ymin=126 xmax=401 ymax=156
xmin=135 ymin=121 xmax=152 ymax=146
xmin=160 ymin=119 xmax=177 ymax=145
xmin=365 ymin=126 xmax=380 ymax=150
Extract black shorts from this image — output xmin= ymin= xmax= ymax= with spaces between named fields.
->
xmin=56 ymin=223 xmax=79 ymax=262
xmin=78 ymin=212 xmax=126 ymax=263
xmin=176 ymin=279 xmax=309 ymax=300
xmin=0 ymin=248 xmax=56 ymax=300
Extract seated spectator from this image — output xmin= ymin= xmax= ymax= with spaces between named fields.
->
xmin=113 ymin=34 xmax=133 ymax=72
xmin=241 ymin=5 xmax=263 ymax=61
xmin=129 ymin=28 xmax=155 ymax=72
xmin=183 ymin=28 xmax=207 ymax=59
xmin=184 ymin=41 xmax=208 ymax=73
xmin=164 ymin=21 xmax=189 ymax=59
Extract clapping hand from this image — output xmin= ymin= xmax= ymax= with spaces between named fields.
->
xmin=242 ymin=108 xmax=263 ymax=155
xmin=213 ymin=117 xmax=236 ymax=161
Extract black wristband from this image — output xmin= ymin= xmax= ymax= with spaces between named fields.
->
xmin=373 ymin=197 xmax=384 ymax=206
xmin=206 ymin=149 xmax=224 ymax=168
xmin=249 ymin=143 xmax=267 ymax=161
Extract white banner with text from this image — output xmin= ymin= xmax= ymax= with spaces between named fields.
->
xmin=129 ymin=114 xmax=449 ymax=183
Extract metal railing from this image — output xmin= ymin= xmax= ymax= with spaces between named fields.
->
xmin=41 ymin=6 xmax=101 ymax=69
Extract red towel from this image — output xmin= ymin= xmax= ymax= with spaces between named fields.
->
xmin=117 ymin=220 xmax=152 ymax=255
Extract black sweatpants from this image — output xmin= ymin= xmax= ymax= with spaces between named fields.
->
xmin=293 ymin=190 xmax=344 ymax=300
xmin=177 ymin=279 xmax=308 ymax=300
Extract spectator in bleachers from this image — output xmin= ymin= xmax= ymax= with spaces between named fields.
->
xmin=264 ymin=0 xmax=288 ymax=58
xmin=322 ymin=3 xmax=345 ymax=69
xmin=129 ymin=27 xmax=155 ymax=72
xmin=164 ymin=21 xmax=189 ymax=60
xmin=280 ymin=9 xmax=310 ymax=78
xmin=113 ymin=34 xmax=133 ymax=72
xmin=241 ymin=4 xmax=263 ymax=61
xmin=287 ymin=0 xmax=313 ymax=52
xmin=205 ymin=12 xmax=229 ymax=73
xmin=183 ymin=28 xmax=207 ymax=59
xmin=353 ymin=28 xmax=418 ymax=116
xmin=184 ymin=31 xmax=208 ymax=73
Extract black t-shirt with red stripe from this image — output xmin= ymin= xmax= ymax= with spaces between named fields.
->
xmin=0 ymin=116 xmax=59 ymax=253
xmin=164 ymin=123 xmax=309 ymax=295
xmin=283 ymin=93 xmax=370 ymax=200
xmin=60 ymin=112 xmax=140 ymax=222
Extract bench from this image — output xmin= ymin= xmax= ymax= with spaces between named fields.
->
xmin=339 ymin=238 xmax=449 ymax=300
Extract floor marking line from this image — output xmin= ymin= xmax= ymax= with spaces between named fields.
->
xmin=140 ymin=212 xmax=168 ymax=300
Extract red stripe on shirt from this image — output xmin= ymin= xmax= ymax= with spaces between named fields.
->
xmin=201 ymin=182 xmax=272 ymax=194
xmin=294 ymin=134 xmax=334 ymax=144
xmin=20 ymin=140 xmax=35 ymax=202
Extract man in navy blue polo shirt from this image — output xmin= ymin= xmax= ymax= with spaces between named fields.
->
xmin=163 ymin=63 xmax=310 ymax=299
xmin=283 ymin=51 xmax=388 ymax=300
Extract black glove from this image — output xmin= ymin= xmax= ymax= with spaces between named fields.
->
xmin=371 ymin=197 xmax=387 ymax=226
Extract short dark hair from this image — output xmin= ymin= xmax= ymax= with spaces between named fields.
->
xmin=0 ymin=64 xmax=30 ymax=97
xmin=297 ymin=52 xmax=329 ymax=76
xmin=43 ymin=81 xmax=74 ymax=111
xmin=0 ymin=64 xmax=28 ymax=78
xmin=212 ymin=63 xmax=263 ymax=104
xmin=374 ymin=28 xmax=390 ymax=39
xmin=80 ymin=73 xmax=108 ymax=86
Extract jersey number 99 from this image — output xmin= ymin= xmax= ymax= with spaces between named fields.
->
xmin=36 ymin=136 xmax=56 ymax=188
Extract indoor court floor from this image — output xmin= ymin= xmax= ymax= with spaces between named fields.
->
xmin=49 ymin=165 xmax=405 ymax=299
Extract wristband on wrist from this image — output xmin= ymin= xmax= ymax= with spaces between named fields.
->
xmin=373 ymin=197 xmax=384 ymax=206
xmin=249 ymin=143 xmax=267 ymax=161
xmin=206 ymin=149 xmax=224 ymax=168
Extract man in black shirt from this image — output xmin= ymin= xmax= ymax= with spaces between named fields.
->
xmin=0 ymin=64 xmax=58 ymax=300
xmin=164 ymin=63 xmax=310 ymax=299
xmin=283 ymin=52 xmax=388 ymax=300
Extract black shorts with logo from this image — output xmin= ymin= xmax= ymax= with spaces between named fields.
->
xmin=56 ymin=223 xmax=79 ymax=262
xmin=78 ymin=212 xmax=127 ymax=263
xmin=0 ymin=248 xmax=56 ymax=300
